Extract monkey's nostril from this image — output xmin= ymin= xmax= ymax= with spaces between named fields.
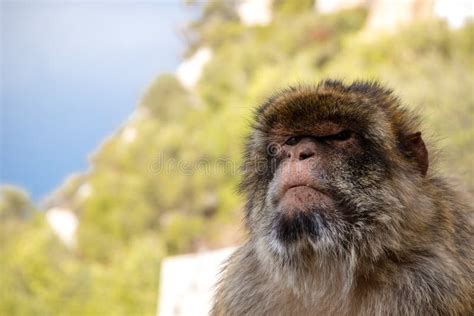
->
xmin=299 ymin=151 xmax=314 ymax=160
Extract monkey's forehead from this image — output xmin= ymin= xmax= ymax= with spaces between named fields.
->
xmin=254 ymin=81 xmax=415 ymax=136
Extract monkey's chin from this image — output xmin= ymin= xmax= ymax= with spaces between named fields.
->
xmin=272 ymin=186 xmax=333 ymax=244
xmin=272 ymin=209 xmax=328 ymax=245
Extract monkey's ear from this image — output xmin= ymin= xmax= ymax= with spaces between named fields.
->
xmin=403 ymin=132 xmax=428 ymax=176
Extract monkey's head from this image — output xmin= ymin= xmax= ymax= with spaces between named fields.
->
xmin=241 ymin=80 xmax=431 ymax=266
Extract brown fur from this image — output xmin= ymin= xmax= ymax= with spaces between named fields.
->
xmin=212 ymin=80 xmax=473 ymax=316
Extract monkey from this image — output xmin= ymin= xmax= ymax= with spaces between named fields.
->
xmin=211 ymin=80 xmax=473 ymax=316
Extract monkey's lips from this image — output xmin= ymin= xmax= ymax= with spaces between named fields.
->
xmin=278 ymin=185 xmax=334 ymax=215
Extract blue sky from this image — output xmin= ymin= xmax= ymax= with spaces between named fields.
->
xmin=1 ymin=0 xmax=197 ymax=200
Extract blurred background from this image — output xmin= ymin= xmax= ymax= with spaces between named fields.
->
xmin=1 ymin=0 xmax=473 ymax=315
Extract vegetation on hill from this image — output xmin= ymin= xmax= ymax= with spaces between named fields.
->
xmin=1 ymin=1 xmax=473 ymax=314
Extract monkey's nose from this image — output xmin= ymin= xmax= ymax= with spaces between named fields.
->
xmin=298 ymin=148 xmax=315 ymax=160
xmin=287 ymin=144 xmax=316 ymax=160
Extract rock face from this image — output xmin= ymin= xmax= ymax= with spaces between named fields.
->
xmin=158 ymin=247 xmax=236 ymax=316
xmin=45 ymin=207 xmax=78 ymax=248
xmin=317 ymin=0 xmax=473 ymax=31
xmin=434 ymin=0 xmax=474 ymax=29
xmin=365 ymin=0 xmax=434 ymax=32
xmin=176 ymin=47 xmax=213 ymax=90
xmin=316 ymin=0 xmax=367 ymax=13
xmin=120 ymin=126 xmax=137 ymax=144
xmin=237 ymin=0 xmax=273 ymax=26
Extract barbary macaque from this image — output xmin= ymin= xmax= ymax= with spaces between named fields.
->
xmin=212 ymin=80 xmax=473 ymax=315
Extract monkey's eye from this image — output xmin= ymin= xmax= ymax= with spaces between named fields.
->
xmin=321 ymin=130 xmax=353 ymax=142
xmin=285 ymin=136 xmax=301 ymax=146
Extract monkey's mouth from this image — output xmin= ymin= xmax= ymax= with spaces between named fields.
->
xmin=281 ymin=182 xmax=322 ymax=195
xmin=272 ymin=185 xmax=334 ymax=244
xmin=278 ymin=185 xmax=333 ymax=214
xmin=286 ymin=184 xmax=323 ymax=195
xmin=287 ymin=184 xmax=317 ymax=191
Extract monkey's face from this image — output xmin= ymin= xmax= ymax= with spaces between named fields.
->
xmin=242 ymin=82 xmax=428 ymax=261
xmin=260 ymin=121 xmax=382 ymax=257
xmin=266 ymin=123 xmax=360 ymax=246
